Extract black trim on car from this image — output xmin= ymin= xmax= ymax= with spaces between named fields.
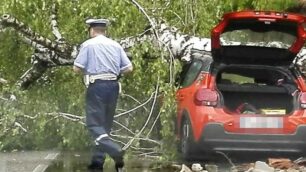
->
xmin=197 ymin=123 xmax=306 ymax=154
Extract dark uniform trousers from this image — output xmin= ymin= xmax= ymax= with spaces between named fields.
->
xmin=85 ymin=80 xmax=123 ymax=164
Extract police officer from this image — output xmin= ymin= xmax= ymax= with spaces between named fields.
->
xmin=73 ymin=18 xmax=133 ymax=171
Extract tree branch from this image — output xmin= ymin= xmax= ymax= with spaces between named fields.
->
xmin=0 ymin=96 xmax=8 ymax=101
xmin=46 ymin=112 xmax=84 ymax=124
xmin=0 ymin=77 xmax=8 ymax=84
xmin=0 ymin=13 xmax=75 ymax=88
xmin=14 ymin=121 xmax=28 ymax=132
xmin=0 ymin=14 xmax=70 ymax=54
xmin=121 ymin=93 xmax=149 ymax=112
xmin=128 ymin=0 xmax=158 ymax=32
xmin=122 ymin=77 xmax=160 ymax=150
xmin=146 ymin=110 xmax=161 ymax=138
xmin=113 ymin=121 xmax=136 ymax=135
xmin=1 ymin=11 xmax=213 ymax=88
xmin=119 ymin=28 xmax=153 ymax=49
xmin=115 ymin=92 xmax=155 ymax=118
xmin=17 ymin=60 xmax=49 ymax=89
xmin=50 ymin=1 xmax=65 ymax=42
xmin=111 ymin=133 xmax=161 ymax=146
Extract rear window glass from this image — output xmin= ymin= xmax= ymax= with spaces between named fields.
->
xmin=217 ymin=67 xmax=295 ymax=86
xmin=220 ymin=19 xmax=297 ymax=49
xmin=221 ymin=73 xmax=254 ymax=84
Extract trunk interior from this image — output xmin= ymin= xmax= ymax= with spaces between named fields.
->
xmin=215 ymin=65 xmax=299 ymax=115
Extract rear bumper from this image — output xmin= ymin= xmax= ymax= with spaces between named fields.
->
xmin=198 ymin=123 xmax=306 ymax=154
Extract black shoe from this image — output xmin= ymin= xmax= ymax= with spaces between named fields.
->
xmin=115 ymin=161 xmax=124 ymax=172
xmin=87 ymin=161 xmax=103 ymax=170
xmin=114 ymin=150 xmax=125 ymax=172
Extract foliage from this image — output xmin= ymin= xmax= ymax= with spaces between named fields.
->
xmin=0 ymin=0 xmax=299 ymax=159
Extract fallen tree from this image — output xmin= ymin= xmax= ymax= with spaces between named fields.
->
xmin=0 ymin=6 xmax=213 ymax=89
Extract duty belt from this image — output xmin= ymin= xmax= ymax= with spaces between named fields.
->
xmin=84 ymin=73 xmax=117 ymax=87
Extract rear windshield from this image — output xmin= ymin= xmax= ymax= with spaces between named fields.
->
xmin=217 ymin=66 xmax=296 ymax=86
xmin=220 ymin=19 xmax=297 ymax=49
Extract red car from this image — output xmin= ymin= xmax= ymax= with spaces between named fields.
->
xmin=176 ymin=11 xmax=306 ymax=160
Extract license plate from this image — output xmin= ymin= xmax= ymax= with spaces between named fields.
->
xmin=240 ymin=117 xmax=283 ymax=128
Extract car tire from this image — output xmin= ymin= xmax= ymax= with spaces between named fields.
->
xmin=180 ymin=118 xmax=196 ymax=160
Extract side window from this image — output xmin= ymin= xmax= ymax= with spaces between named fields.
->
xmin=180 ymin=61 xmax=203 ymax=88
xmin=202 ymin=57 xmax=212 ymax=72
xmin=175 ymin=62 xmax=192 ymax=86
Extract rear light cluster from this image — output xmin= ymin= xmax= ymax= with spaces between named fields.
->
xmin=195 ymin=88 xmax=218 ymax=106
xmin=300 ymin=92 xmax=306 ymax=108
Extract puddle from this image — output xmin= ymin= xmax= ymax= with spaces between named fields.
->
xmin=45 ymin=152 xmax=176 ymax=172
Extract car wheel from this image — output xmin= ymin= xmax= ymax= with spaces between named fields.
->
xmin=180 ymin=118 xmax=195 ymax=160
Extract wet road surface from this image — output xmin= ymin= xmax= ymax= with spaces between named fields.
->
xmin=44 ymin=151 xmax=276 ymax=172
xmin=46 ymin=151 xmax=174 ymax=172
xmin=0 ymin=151 xmax=59 ymax=172
xmin=1 ymin=151 xmax=303 ymax=172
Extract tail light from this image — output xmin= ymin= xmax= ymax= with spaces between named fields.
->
xmin=195 ymin=88 xmax=218 ymax=106
xmin=300 ymin=92 xmax=306 ymax=108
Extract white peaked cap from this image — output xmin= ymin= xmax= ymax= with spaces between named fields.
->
xmin=85 ymin=18 xmax=110 ymax=27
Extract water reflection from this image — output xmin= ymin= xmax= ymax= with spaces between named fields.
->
xmin=46 ymin=152 xmax=175 ymax=172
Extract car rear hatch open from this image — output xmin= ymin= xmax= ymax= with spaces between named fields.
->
xmin=211 ymin=11 xmax=306 ymax=66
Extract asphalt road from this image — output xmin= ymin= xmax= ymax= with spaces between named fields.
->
xmin=0 ymin=151 xmax=59 ymax=172
xmin=1 ymin=151 xmax=302 ymax=172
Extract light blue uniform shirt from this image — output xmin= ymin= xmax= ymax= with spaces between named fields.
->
xmin=74 ymin=35 xmax=132 ymax=75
